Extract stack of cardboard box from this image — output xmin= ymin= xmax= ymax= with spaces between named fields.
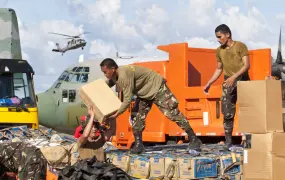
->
xmin=237 ymin=80 xmax=285 ymax=180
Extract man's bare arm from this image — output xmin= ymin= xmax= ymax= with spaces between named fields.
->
xmin=207 ymin=62 xmax=223 ymax=85
xmin=232 ymin=56 xmax=250 ymax=79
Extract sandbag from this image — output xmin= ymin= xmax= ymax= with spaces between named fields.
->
xmin=58 ymin=156 xmax=132 ymax=180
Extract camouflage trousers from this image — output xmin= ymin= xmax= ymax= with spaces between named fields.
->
xmin=221 ymin=75 xmax=250 ymax=134
xmin=221 ymin=83 xmax=237 ymax=134
xmin=0 ymin=142 xmax=47 ymax=180
xmin=130 ymin=82 xmax=192 ymax=132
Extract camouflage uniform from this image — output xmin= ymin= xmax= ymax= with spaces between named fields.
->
xmin=0 ymin=142 xmax=47 ymax=180
xmin=221 ymin=75 xmax=250 ymax=137
xmin=131 ymin=80 xmax=191 ymax=132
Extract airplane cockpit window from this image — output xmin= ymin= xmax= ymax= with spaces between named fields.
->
xmin=55 ymin=83 xmax=61 ymax=88
xmin=64 ymin=73 xmax=74 ymax=82
xmin=83 ymin=67 xmax=89 ymax=72
xmin=75 ymin=67 xmax=83 ymax=72
xmin=69 ymin=90 xmax=76 ymax=103
xmin=79 ymin=74 xmax=88 ymax=83
xmin=59 ymin=67 xmax=89 ymax=83
xmin=58 ymin=71 xmax=68 ymax=81
xmin=62 ymin=90 xmax=68 ymax=103
xmin=62 ymin=89 xmax=76 ymax=103
xmin=70 ymin=73 xmax=81 ymax=83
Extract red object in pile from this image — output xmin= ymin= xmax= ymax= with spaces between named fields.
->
xmin=74 ymin=115 xmax=101 ymax=138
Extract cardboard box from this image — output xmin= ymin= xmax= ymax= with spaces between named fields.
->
xmin=111 ymin=153 xmax=130 ymax=172
xmin=79 ymin=79 xmax=122 ymax=122
xmin=149 ymin=155 xmax=165 ymax=178
xmin=237 ymin=80 xmax=283 ymax=133
xmin=40 ymin=142 xmax=78 ymax=168
xmin=243 ymin=132 xmax=285 ymax=179
xmin=129 ymin=156 xmax=150 ymax=179
xmin=243 ymin=150 xmax=285 ymax=180
xmin=177 ymin=156 xmax=218 ymax=179
xmin=204 ymin=174 xmax=242 ymax=180
xmin=246 ymin=133 xmax=285 ymax=156
xmin=219 ymin=153 xmax=243 ymax=175
xmin=164 ymin=156 xmax=179 ymax=178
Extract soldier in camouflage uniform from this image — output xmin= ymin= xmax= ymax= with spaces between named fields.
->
xmin=0 ymin=142 xmax=47 ymax=180
xmin=204 ymin=24 xmax=250 ymax=149
xmin=100 ymin=58 xmax=202 ymax=154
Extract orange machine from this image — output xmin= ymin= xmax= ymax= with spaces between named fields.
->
xmin=115 ymin=42 xmax=272 ymax=149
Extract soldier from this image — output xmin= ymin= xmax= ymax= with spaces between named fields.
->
xmin=204 ymin=24 xmax=250 ymax=149
xmin=100 ymin=58 xmax=202 ymax=154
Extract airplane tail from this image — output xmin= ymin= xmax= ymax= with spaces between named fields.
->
xmin=0 ymin=8 xmax=22 ymax=59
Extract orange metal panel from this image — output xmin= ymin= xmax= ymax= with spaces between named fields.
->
xmin=115 ymin=42 xmax=272 ymax=149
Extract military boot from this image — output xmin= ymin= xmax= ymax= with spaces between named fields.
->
xmin=224 ymin=132 xmax=232 ymax=150
xmin=130 ymin=131 xmax=145 ymax=154
xmin=223 ymin=122 xmax=233 ymax=150
xmin=186 ymin=128 xmax=202 ymax=151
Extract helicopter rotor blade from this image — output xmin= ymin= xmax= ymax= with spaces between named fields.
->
xmin=76 ymin=32 xmax=91 ymax=37
xmin=48 ymin=32 xmax=76 ymax=38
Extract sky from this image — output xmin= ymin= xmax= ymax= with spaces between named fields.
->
xmin=2 ymin=0 xmax=285 ymax=93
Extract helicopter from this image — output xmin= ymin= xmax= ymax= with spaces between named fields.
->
xmin=49 ymin=32 xmax=90 ymax=55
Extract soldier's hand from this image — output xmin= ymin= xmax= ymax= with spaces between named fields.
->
xmin=224 ymin=76 xmax=236 ymax=88
xmin=109 ymin=111 xmax=119 ymax=119
xmin=203 ymin=83 xmax=211 ymax=95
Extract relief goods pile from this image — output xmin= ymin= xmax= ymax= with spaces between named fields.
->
xmin=0 ymin=125 xmax=80 ymax=177
xmin=106 ymin=144 xmax=244 ymax=180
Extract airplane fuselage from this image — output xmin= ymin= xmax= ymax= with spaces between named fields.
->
xmin=37 ymin=60 xmax=108 ymax=134
xmin=37 ymin=80 xmax=88 ymax=134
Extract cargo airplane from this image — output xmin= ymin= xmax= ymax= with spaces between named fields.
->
xmin=36 ymin=54 xmax=163 ymax=134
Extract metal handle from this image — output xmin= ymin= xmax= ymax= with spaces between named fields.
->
xmin=216 ymin=101 xmax=220 ymax=119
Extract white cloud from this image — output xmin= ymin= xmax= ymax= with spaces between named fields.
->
xmin=136 ymin=4 xmax=170 ymax=41
xmin=186 ymin=37 xmax=219 ymax=48
xmin=16 ymin=0 xmax=285 ymax=92
xmin=188 ymin=0 xmax=217 ymax=26
xmin=89 ymin=39 xmax=117 ymax=58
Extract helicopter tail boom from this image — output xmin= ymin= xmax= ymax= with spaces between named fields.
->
xmin=52 ymin=49 xmax=60 ymax=52
xmin=52 ymin=43 xmax=63 ymax=52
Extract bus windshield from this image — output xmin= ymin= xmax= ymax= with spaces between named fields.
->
xmin=0 ymin=73 xmax=36 ymax=107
